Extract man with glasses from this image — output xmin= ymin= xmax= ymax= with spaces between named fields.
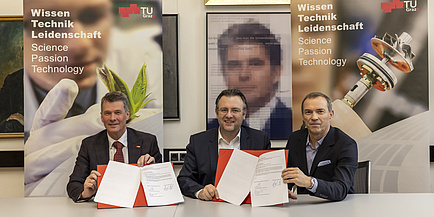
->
xmin=178 ymin=89 xmax=271 ymax=200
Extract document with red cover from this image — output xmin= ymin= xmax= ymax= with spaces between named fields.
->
xmin=95 ymin=161 xmax=140 ymax=208
xmin=216 ymin=149 xmax=258 ymax=205
xmin=214 ymin=149 xmax=289 ymax=206
xmin=95 ymin=161 xmax=183 ymax=208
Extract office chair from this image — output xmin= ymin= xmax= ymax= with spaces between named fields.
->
xmin=354 ymin=160 xmax=371 ymax=194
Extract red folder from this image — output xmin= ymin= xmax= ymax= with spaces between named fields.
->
xmin=96 ymin=163 xmax=178 ymax=209
xmin=212 ymin=149 xmax=288 ymax=204
xmin=96 ymin=164 xmax=148 ymax=208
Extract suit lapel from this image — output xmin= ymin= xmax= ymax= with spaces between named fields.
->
xmin=209 ymin=128 xmax=219 ymax=174
xmin=296 ymin=129 xmax=309 ymax=174
xmin=95 ymin=131 xmax=109 ymax=165
xmin=310 ymin=127 xmax=335 ymax=175
xmin=127 ymin=128 xmax=141 ymax=164
xmin=240 ymin=127 xmax=251 ymax=150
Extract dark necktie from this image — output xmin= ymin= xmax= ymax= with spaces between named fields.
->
xmin=113 ymin=141 xmax=125 ymax=163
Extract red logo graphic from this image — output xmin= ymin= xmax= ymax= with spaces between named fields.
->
xmin=381 ymin=0 xmax=403 ymax=13
xmin=119 ymin=4 xmax=141 ymax=17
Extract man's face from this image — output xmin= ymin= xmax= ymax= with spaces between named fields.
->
xmin=215 ymin=95 xmax=246 ymax=136
xmin=101 ymin=100 xmax=129 ymax=140
xmin=223 ymin=44 xmax=280 ymax=111
xmin=302 ymin=97 xmax=334 ymax=139
xmin=24 ymin=0 xmax=113 ymax=91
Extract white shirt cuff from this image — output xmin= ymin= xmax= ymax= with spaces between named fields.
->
xmin=307 ymin=177 xmax=318 ymax=193
xmin=195 ymin=189 xmax=202 ymax=199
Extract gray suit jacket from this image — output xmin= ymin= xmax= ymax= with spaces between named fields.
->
xmin=177 ymin=126 xmax=271 ymax=198
xmin=67 ymin=127 xmax=162 ymax=201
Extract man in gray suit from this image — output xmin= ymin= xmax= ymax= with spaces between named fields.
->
xmin=67 ymin=91 xmax=162 ymax=202
xmin=178 ymin=89 xmax=271 ymax=200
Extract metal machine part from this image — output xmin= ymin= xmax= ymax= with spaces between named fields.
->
xmin=342 ymin=32 xmax=415 ymax=108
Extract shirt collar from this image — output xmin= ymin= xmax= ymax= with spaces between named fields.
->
xmin=108 ymin=129 xmax=128 ymax=147
xmin=305 ymin=132 xmax=326 ymax=149
xmin=218 ymin=126 xmax=241 ymax=144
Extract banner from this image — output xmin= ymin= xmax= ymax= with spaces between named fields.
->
xmin=23 ymin=0 xmax=163 ymax=196
xmin=291 ymin=0 xmax=429 ymax=192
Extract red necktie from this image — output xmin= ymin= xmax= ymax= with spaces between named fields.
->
xmin=113 ymin=141 xmax=125 ymax=163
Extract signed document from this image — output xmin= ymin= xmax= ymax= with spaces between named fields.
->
xmin=250 ymin=150 xmax=288 ymax=207
xmin=216 ymin=149 xmax=288 ymax=206
xmin=141 ymin=162 xmax=184 ymax=206
xmin=95 ymin=161 xmax=183 ymax=208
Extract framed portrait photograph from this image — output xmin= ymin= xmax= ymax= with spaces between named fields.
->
xmin=206 ymin=13 xmax=292 ymax=140
xmin=205 ymin=0 xmax=290 ymax=5
xmin=0 ymin=16 xmax=24 ymax=138
xmin=162 ymin=14 xmax=180 ymax=120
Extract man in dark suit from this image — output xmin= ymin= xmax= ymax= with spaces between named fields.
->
xmin=67 ymin=91 xmax=162 ymax=202
xmin=178 ymin=89 xmax=271 ymax=200
xmin=281 ymin=92 xmax=358 ymax=201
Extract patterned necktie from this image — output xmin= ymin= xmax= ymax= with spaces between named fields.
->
xmin=113 ymin=141 xmax=125 ymax=163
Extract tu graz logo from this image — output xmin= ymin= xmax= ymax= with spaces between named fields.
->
xmin=119 ymin=4 xmax=155 ymax=18
xmin=381 ymin=0 xmax=419 ymax=13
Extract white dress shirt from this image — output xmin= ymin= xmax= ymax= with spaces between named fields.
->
xmin=195 ymin=127 xmax=242 ymax=198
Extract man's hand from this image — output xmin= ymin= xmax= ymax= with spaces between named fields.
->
xmin=281 ymin=167 xmax=312 ymax=188
xmin=82 ymin=170 xmax=101 ymax=199
xmin=288 ymin=187 xmax=298 ymax=199
xmin=198 ymin=184 xmax=219 ymax=201
xmin=137 ymin=154 xmax=155 ymax=167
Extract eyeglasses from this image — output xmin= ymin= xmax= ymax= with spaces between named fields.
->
xmin=217 ymin=108 xmax=243 ymax=115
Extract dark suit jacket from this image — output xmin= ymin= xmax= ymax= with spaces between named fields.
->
xmin=286 ymin=126 xmax=358 ymax=201
xmin=67 ymin=127 xmax=162 ymax=202
xmin=177 ymin=126 xmax=271 ymax=198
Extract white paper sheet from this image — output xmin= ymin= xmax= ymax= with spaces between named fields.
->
xmin=140 ymin=162 xmax=184 ymax=206
xmin=94 ymin=161 xmax=141 ymax=208
xmin=250 ymin=149 xmax=288 ymax=207
xmin=216 ymin=149 xmax=259 ymax=205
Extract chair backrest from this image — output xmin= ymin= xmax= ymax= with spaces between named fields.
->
xmin=354 ymin=160 xmax=371 ymax=194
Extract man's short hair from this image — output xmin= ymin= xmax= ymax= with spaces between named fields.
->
xmin=217 ymin=22 xmax=281 ymax=69
xmin=101 ymin=91 xmax=129 ymax=112
xmin=301 ymin=92 xmax=333 ymax=112
xmin=215 ymin=89 xmax=248 ymax=112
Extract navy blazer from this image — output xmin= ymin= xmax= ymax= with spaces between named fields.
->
xmin=177 ymin=126 xmax=271 ymax=198
xmin=286 ymin=126 xmax=358 ymax=201
xmin=67 ymin=127 xmax=162 ymax=202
